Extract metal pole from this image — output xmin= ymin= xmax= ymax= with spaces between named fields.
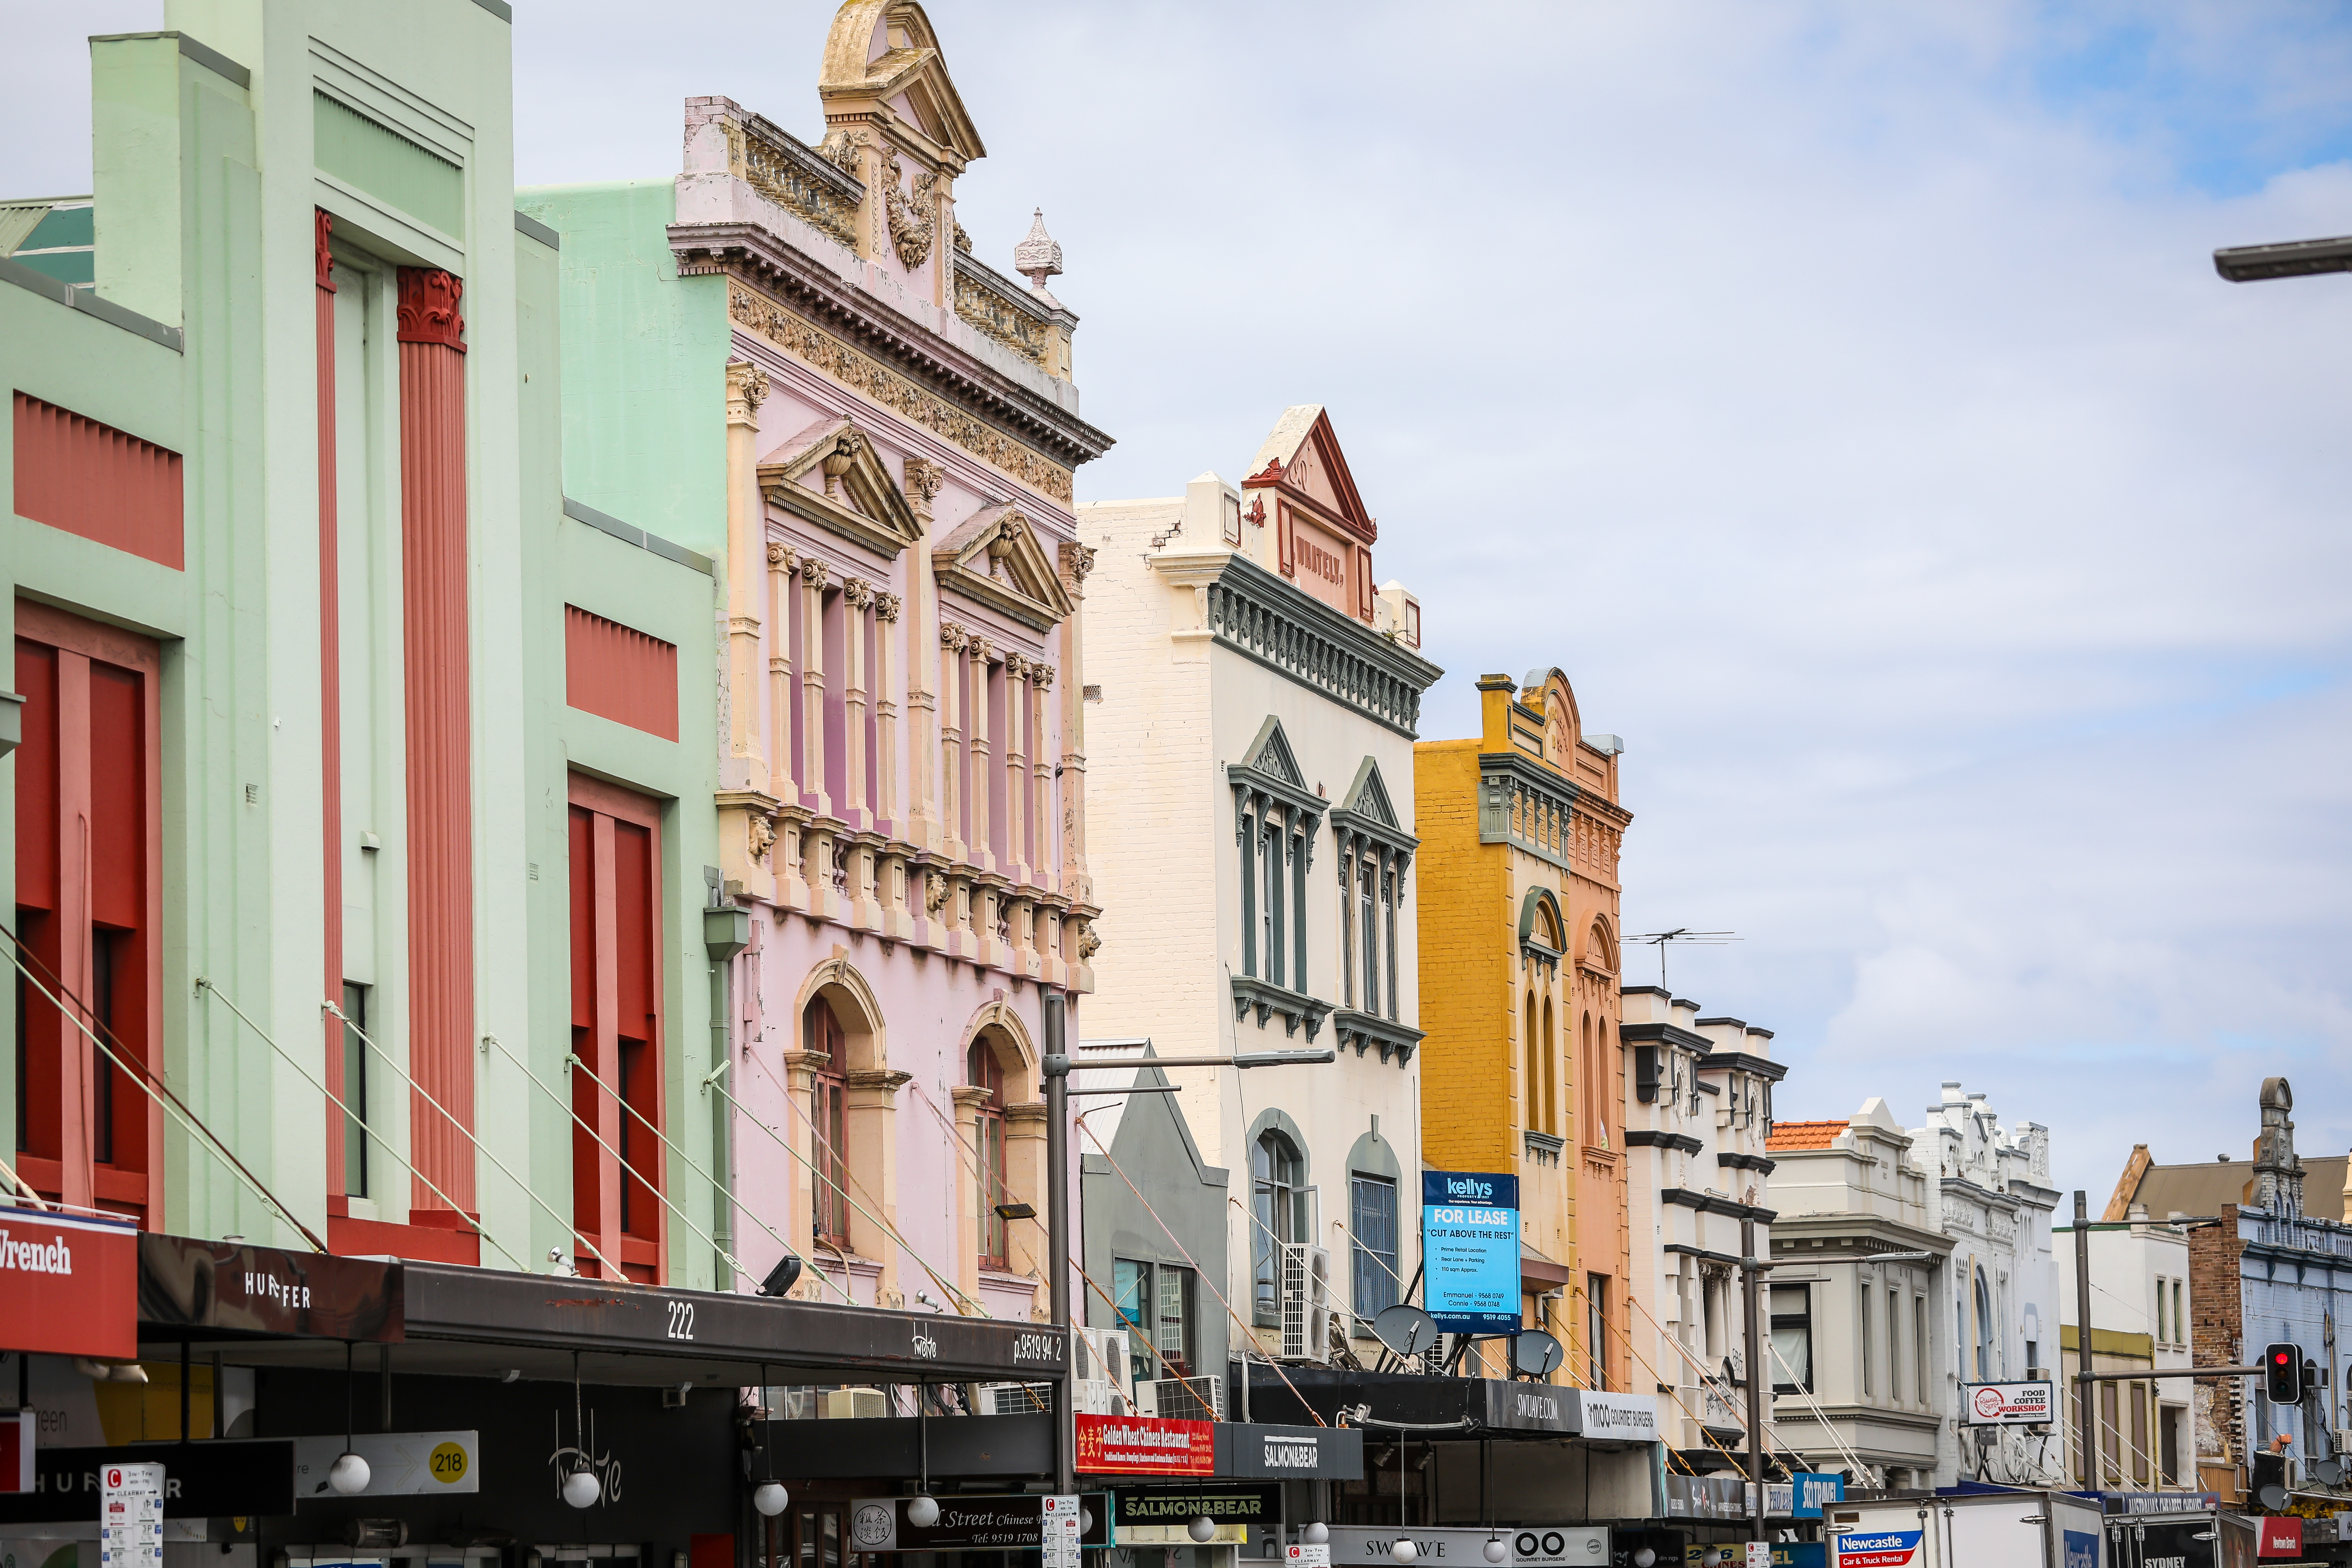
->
xmin=2074 ymin=1190 xmax=2097 ymax=1489
xmin=1742 ymin=1216 xmax=1768 ymax=1545
xmin=1043 ymin=993 xmax=1075 ymax=1495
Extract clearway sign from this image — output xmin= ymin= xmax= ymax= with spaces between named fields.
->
xmin=1959 ymin=1379 xmax=2056 ymax=1426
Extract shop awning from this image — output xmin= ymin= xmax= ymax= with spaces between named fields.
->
xmin=132 ymin=1233 xmax=1066 ymax=1385
xmin=1241 ymin=1367 xmax=1659 ymax=1445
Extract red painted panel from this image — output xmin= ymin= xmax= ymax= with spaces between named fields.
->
xmin=12 ymin=641 xmax=58 ymax=913
xmin=565 ymin=775 xmax=665 ymax=1281
xmin=568 ymin=807 xmax=594 ymax=1030
xmin=326 ymin=1212 xmax=481 ymax=1266
xmin=564 ymin=605 xmax=679 ymax=742
xmin=12 ymin=393 xmax=184 ymax=570
xmin=85 ymin=664 xmax=141 ymax=930
xmin=613 ymin=819 xmax=653 ymax=1035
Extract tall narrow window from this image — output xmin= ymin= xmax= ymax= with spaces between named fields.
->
xmin=1973 ymin=1269 xmax=1994 ymax=1382
xmin=1914 ymin=1297 xmax=1928 ymax=1406
xmin=1542 ymin=997 xmax=1558 ymax=1135
xmin=808 ymin=997 xmax=850 ymax=1249
xmin=1350 ymin=1174 xmax=1399 ymax=1319
xmin=1239 ymin=811 xmax=1257 ymax=977
xmin=970 ymin=1040 xmax=1007 ymax=1267
xmin=1114 ymin=1259 xmax=1154 ymax=1387
xmin=1359 ymin=859 xmax=1378 ymax=1013
xmin=1381 ymin=862 xmax=1398 ymax=1020
xmin=1339 ymin=852 xmax=1356 ymax=1009
xmin=567 ymin=777 xmax=666 ymax=1281
xmin=1522 ymin=993 xmax=1538 ymax=1127
xmin=1155 ymin=1264 xmax=1196 ymax=1379
xmin=1771 ymin=1284 xmax=1812 ymax=1394
xmin=1586 ymin=1273 xmax=1610 ymax=1391
xmin=13 ymin=607 xmax=162 ymax=1224
xmin=2172 ymin=1281 xmax=2184 ymax=1348
xmin=1889 ymin=1286 xmax=1903 ymax=1404
xmin=1262 ymin=814 xmax=1284 ymax=987
xmin=1861 ymin=1286 xmax=1875 ymax=1398
xmin=341 ymin=982 xmax=370 ymax=1198
xmin=1252 ymin=1131 xmax=1304 ymax=1321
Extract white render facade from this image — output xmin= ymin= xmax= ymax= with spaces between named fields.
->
xmin=1619 ymin=988 xmax=1788 ymax=1466
xmin=1078 ymin=408 xmax=1442 ymax=1365
xmin=1916 ymin=1082 xmax=2064 ymax=1488
xmin=1765 ymin=1097 xmax=1954 ymax=1490
xmin=2055 ymin=1209 xmax=2196 ymax=1489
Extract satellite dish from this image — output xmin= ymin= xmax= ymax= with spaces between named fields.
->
xmin=2259 ymin=1484 xmax=2289 ymax=1511
xmin=2318 ymin=1459 xmax=2346 ymax=1486
xmin=1512 ymin=1331 xmax=1563 ymax=1379
xmin=1371 ymin=1304 xmax=1441 ymax=1359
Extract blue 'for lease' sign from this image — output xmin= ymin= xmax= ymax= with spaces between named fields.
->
xmin=1421 ymin=1171 xmax=1520 ymax=1334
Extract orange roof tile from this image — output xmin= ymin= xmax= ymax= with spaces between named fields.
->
xmin=1766 ymin=1119 xmax=1849 ymax=1153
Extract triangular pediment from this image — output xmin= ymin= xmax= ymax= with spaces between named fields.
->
xmin=1339 ymin=757 xmax=1398 ymax=827
xmin=820 ymin=3 xmax=986 ymax=165
xmin=1240 ymin=405 xmax=1375 ymax=544
xmin=932 ymin=503 xmax=1073 ymax=631
xmin=1241 ymin=716 xmax=1306 ymax=789
xmin=758 ymin=419 xmax=925 ymax=559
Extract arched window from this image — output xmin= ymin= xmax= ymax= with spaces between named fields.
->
xmin=1542 ymin=997 xmax=1558 ymax=1135
xmin=1578 ymin=1013 xmax=1596 ymax=1146
xmin=1252 ymin=1130 xmax=1305 ymax=1321
xmin=1522 ymin=992 xmax=1539 ymax=1128
xmin=970 ymin=1038 xmax=1008 ymax=1267
xmin=807 ymin=996 xmax=850 ymax=1248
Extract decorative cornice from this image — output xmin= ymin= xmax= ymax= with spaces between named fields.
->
xmin=953 ymin=249 xmax=1054 ymax=365
xmin=1191 ymin=553 xmax=1442 ymax=738
xmin=674 ymin=229 xmax=1112 ymax=477
xmin=1661 ymin=1188 xmax=1778 ymax=1225
xmin=1331 ymin=1008 xmax=1423 ymax=1066
xmin=1695 ymin=1050 xmax=1789 ymax=1084
xmin=719 ymin=111 xmax=863 ymax=250
xmin=1626 ymin=1130 xmax=1704 ymax=1154
xmin=1717 ymin=1151 xmax=1778 ymax=1174
xmin=1231 ymin=974 xmax=1329 ymax=1042
xmin=395 ymin=267 xmax=464 ymax=350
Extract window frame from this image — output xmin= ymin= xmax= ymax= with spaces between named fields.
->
xmin=808 ymin=996 xmax=852 ymax=1251
xmin=969 ymin=1038 xmax=1008 ymax=1268
xmin=1252 ymin=1129 xmax=1306 ymax=1325
xmin=1770 ymin=1282 xmax=1813 ymax=1395
xmin=1349 ymin=1172 xmax=1400 ymax=1321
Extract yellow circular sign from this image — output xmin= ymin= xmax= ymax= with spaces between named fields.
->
xmin=429 ymin=1442 xmax=469 ymax=1485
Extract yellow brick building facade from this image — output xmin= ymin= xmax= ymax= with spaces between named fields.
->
xmin=1415 ymin=669 xmax=1632 ymax=1387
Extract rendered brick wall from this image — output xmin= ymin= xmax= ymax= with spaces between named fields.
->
xmin=2188 ymin=1205 xmax=2247 ymax=1492
xmin=1412 ymin=738 xmax=1511 ymax=1171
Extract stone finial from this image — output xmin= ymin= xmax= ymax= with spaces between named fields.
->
xmin=1014 ymin=208 xmax=1063 ymax=291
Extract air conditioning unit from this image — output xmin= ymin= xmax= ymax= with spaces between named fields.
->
xmin=1279 ymin=1244 xmax=1333 ymax=1362
xmin=1074 ymin=1326 xmax=1133 ymax=1412
xmin=819 ymin=1387 xmax=888 ymax=1420
xmin=1136 ymin=1375 xmax=1226 ymax=1421
xmin=977 ymin=1382 xmax=1056 ymax=1415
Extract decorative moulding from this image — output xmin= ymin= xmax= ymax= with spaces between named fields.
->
xmin=759 ymin=418 xmax=925 ymax=559
xmin=931 ymin=503 xmax=1073 ymax=631
xmin=1230 ymin=974 xmax=1329 ymax=1042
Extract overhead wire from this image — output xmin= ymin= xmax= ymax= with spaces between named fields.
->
xmin=0 ymin=920 xmax=323 ymax=1250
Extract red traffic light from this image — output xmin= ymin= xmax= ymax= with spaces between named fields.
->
xmin=2275 ymin=1351 xmax=2292 ymax=1365
xmin=2266 ymin=1342 xmax=2305 ymax=1403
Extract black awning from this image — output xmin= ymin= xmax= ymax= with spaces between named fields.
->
xmin=132 ymin=1232 xmax=1068 ymax=1385
xmin=1241 ymin=1368 xmax=1654 ymax=1440
xmin=759 ymin=1412 xmax=1054 ymax=1480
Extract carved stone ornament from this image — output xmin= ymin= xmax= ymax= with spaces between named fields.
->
xmin=1001 ymin=652 xmax=1028 ymax=680
xmin=1029 ymin=663 xmax=1054 ymax=691
xmin=925 ymin=872 xmax=948 ymax=915
xmin=725 ymin=359 xmax=771 ymax=417
xmin=395 ymin=267 xmax=465 ymax=350
xmin=878 ymin=145 xmax=938 ymax=270
xmin=987 ymin=512 xmax=1028 ymax=579
xmin=874 ymin=591 xmax=903 ymax=623
xmin=940 ymin=620 xmax=969 ymax=651
xmin=1076 ymin=922 xmax=1102 ymax=960
xmin=802 ymin=558 xmax=832 ymax=592
xmin=314 ymin=209 xmax=335 ymax=292
xmin=1057 ymin=540 xmax=1097 ymax=590
xmin=767 ymin=540 xmax=799 ymax=570
xmin=817 ymin=127 xmax=866 ymax=178
xmin=954 ymin=220 xmax=973 ymax=254
xmin=747 ymin=808 xmax=779 ymax=865
xmin=1013 ymin=207 xmax=1063 ymax=288
xmin=841 ymin=576 xmax=876 ymax=610
xmin=903 ymin=455 xmax=947 ymax=503
xmin=820 ymin=429 xmax=865 ymax=497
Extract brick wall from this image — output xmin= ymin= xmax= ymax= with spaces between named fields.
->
xmin=2188 ymin=1203 xmax=2247 ymax=1491
xmin=1412 ymin=738 xmax=1511 ymax=1170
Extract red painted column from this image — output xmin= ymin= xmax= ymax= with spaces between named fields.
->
xmin=396 ymin=266 xmax=476 ymax=1222
xmin=316 ymin=212 xmax=348 ymax=1211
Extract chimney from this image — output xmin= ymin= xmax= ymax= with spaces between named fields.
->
xmin=2253 ymin=1077 xmax=2304 ymax=1219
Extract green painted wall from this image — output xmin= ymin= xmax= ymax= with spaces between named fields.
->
xmin=514 ymin=182 xmax=732 ymax=557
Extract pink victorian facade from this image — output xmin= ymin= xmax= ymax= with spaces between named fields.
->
xmin=675 ymin=5 xmax=1110 ymax=1317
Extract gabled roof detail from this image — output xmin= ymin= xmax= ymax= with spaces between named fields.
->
xmin=1240 ymin=405 xmax=1375 ymax=544
xmin=1340 ymin=756 xmax=1398 ymax=827
xmin=1242 ymin=715 xmax=1305 ymax=790
xmin=932 ymin=503 xmax=1073 ymax=630
xmin=759 ymin=418 xmax=926 ymax=558
xmin=819 ymin=1 xmax=985 ymax=167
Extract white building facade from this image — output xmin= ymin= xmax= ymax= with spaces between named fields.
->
xmin=1619 ymin=989 xmax=1787 ymax=1469
xmin=1078 ymin=407 xmax=1441 ymax=1368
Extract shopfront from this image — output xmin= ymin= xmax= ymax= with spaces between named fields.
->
xmin=3 ymin=1233 xmax=1071 ymax=1568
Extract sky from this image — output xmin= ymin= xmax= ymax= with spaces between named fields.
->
xmin=6 ymin=1 xmax=2352 ymax=1205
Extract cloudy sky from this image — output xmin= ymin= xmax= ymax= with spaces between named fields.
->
xmin=8 ymin=2 xmax=2352 ymax=1202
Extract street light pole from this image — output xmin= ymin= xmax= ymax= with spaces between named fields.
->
xmin=1043 ymin=993 xmax=1076 ymax=1496
xmin=1742 ymin=1217 xmax=1769 ymax=1547
xmin=2074 ymin=1190 xmax=2097 ymax=1490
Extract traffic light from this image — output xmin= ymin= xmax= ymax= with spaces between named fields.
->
xmin=2265 ymin=1342 xmax=2305 ymax=1404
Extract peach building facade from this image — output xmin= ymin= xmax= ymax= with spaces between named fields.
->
xmin=1415 ymin=668 xmax=1632 ymax=1385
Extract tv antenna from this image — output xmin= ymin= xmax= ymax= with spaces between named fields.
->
xmin=1622 ymin=928 xmax=1739 ymax=988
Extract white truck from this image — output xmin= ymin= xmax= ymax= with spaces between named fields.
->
xmin=1822 ymin=1487 xmax=2106 ymax=1568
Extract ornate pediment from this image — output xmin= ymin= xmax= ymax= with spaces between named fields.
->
xmin=758 ymin=418 xmax=925 ymax=558
xmin=1243 ymin=715 xmax=1306 ymax=790
xmin=1339 ymin=757 xmax=1398 ymax=827
xmin=819 ymin=2 xmax=986 ymax=169
xmin=932 ymin=503 xmax=1073 ymax=630
xmin=1241 ymin=404 xmax=1375 ymax=544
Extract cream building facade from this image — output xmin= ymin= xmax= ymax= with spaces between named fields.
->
xmin=1078 ymin=408 xmax=1441 ymax=1365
